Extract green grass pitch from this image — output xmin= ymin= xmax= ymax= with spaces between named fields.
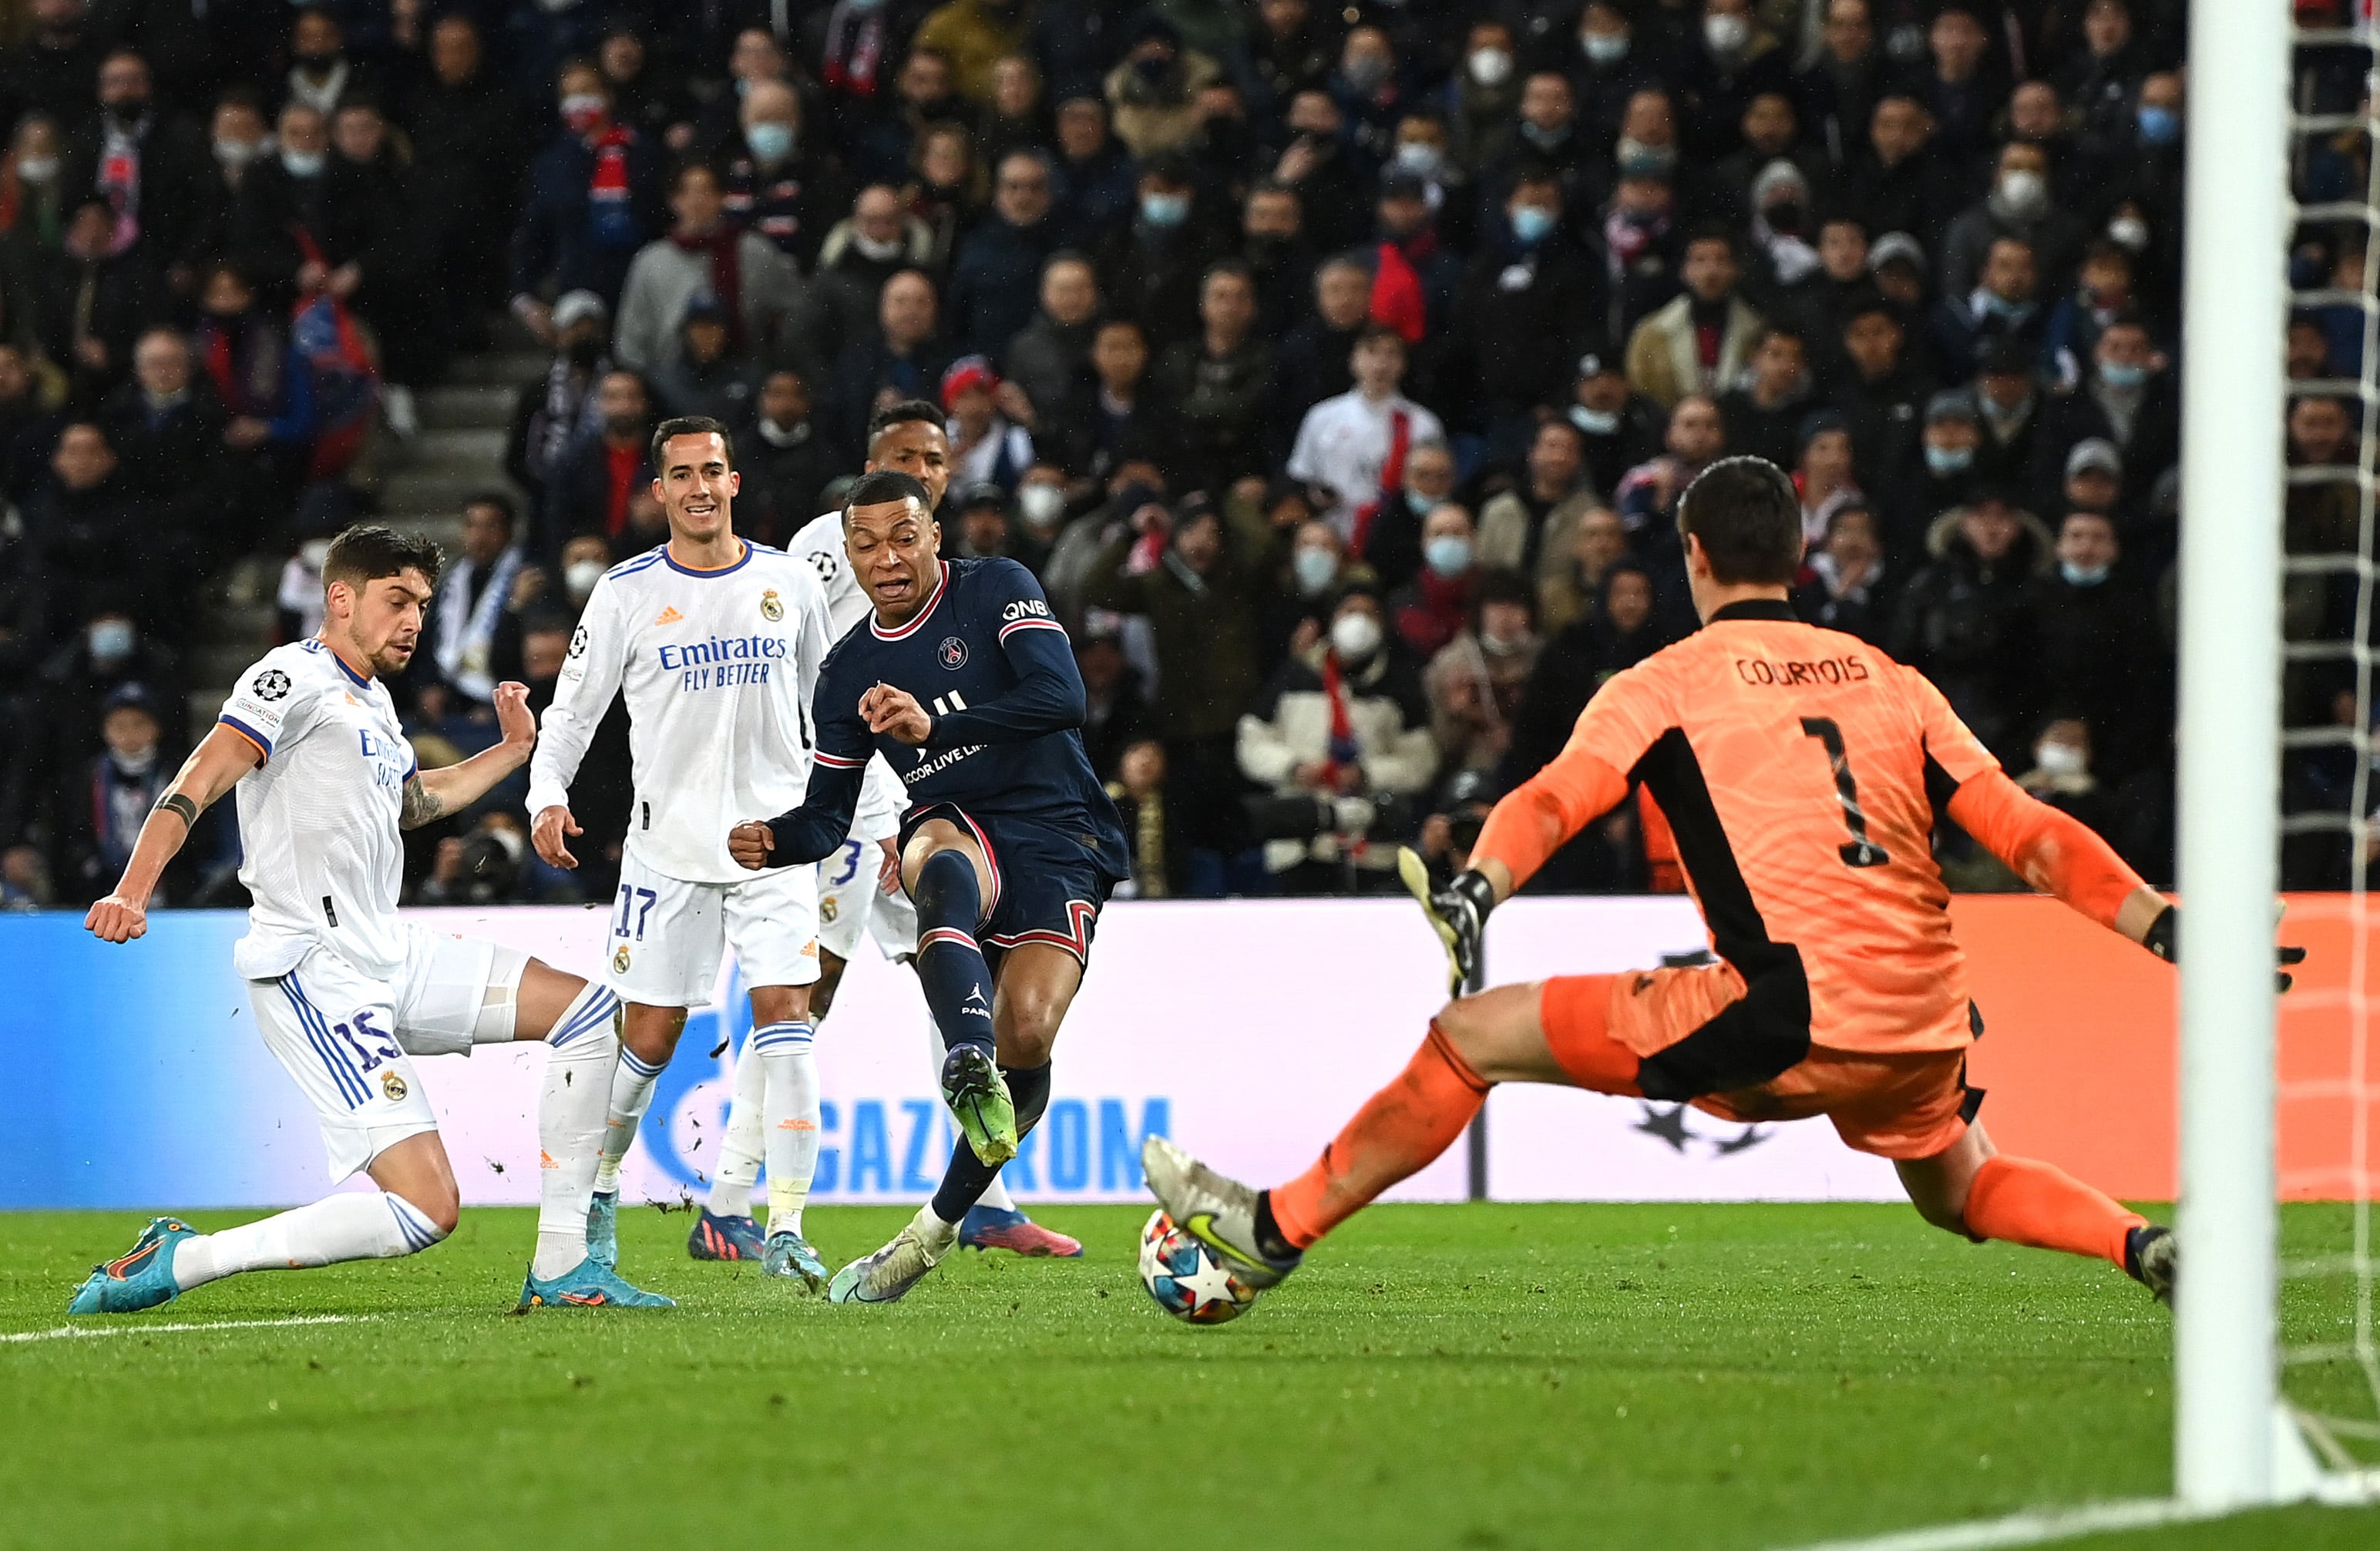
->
xmin=2 ymin=1202 xmax=2374 ymax=1549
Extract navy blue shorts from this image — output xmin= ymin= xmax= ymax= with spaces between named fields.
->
xmin=902 ymin=802 xmax=1119 ymax=963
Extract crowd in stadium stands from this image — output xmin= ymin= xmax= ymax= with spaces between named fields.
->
xmin=0 ymin=0 xmax=2372 ymax=913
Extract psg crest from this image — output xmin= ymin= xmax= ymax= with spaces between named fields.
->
xmin=938 ymin=636 xmax=968 ymax=670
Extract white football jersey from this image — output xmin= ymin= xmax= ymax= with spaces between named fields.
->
xmin=527 ymin=539 xmax=833 ymax=883
xmin=789 ymin=509 xmax=908 ymax=838
xmin=218 ymin=640 xmax=415 ymax=983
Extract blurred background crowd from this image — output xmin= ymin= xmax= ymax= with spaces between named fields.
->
xmin=0 ymin=0 xmax=2367 ymax=913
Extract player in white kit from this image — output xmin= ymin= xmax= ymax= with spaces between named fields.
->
xmin=71 ymin=526 xmax=669 ymax=1314
xmin=528 ymin=415 xmax=840 ymax=1288
xmin=695 ymin=400 xmax=1081 ymax=1259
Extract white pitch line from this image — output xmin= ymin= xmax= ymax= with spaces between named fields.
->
xmin=1773 ymin=1498 xmax=2219 ymax=1551
xmin=0 ymin=1314 xmax=368 ymax=1345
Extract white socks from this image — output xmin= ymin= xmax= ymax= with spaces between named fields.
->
xmin=172 ymin=1193 xmax=445 ymax=1291
xmin=929 ymin=1020 xmax=1017 ymax=1214
xmin=593 ymin=1044 xmax=666 ymax=1195
xmin=533 ymin=984 xmax=622 ymax=1280
xmin=707 ymin=1033 xmax=768 ymax=1219
xmin=755 ymin=1022 xmax=820 ymax=1238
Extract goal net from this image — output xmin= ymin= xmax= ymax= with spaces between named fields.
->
xmin=2189 ymin=0 xmax=2380 ymax=1508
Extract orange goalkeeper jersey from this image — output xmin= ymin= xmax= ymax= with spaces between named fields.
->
xmin=1543 ymin=599 xmax=2005 ymax=1054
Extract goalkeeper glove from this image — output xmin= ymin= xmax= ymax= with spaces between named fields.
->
xmin=1398 ymin=846 xmax=1495 ymax=996
xmin=2141 ymin=905 xmax=2308 ymax=992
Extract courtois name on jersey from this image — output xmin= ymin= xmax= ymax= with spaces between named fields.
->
xmin=526 ymin=541 xmax=833 ymax=883
xmin=219 ymin=640 xmax=417 ymax=982
xmin=768 ymin=558 xmax=1128 ymax=868
xmin=790 ymin=507 xmax=909 ymax=836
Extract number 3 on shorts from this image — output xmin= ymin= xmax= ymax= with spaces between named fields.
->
xmin=832 ymin=840 xmax=863 ymax=888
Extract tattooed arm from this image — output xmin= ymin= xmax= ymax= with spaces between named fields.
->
xmin=404 ymin=681 xmax=538 ymax=830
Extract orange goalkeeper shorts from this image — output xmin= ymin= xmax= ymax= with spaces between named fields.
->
xmin=1538 ymin=965 xmax=1983 ymax=1161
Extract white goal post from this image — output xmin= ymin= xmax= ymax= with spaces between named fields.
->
xmin=2180 ymin=2 xmax=2378 ymax=1512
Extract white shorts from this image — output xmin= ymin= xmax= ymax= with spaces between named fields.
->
xmin=248 ymin=923 xmax=523 ymax=1181
xmin=605 ymin=849 xmax=821 ymax=1008
xmin=816 ymin=835 xmax=921 ymax=961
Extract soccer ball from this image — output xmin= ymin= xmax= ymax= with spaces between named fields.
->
xmin=1138 ymin=1208 xmax=1259 ymax=1325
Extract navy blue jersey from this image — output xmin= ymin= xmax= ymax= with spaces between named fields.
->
xmin=766 ymin=558 xmax=1129 ymax=871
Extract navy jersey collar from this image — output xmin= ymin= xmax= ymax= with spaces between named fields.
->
xmin=1707 ymin=598 xmax=1799 ymax=623
xmin=664 ymin=537 xmax=751 ymax=577
xmin=870 ymin=562 xmax=950 ymax=640
xmin=309 ymin=636 xmax=375 ymax=687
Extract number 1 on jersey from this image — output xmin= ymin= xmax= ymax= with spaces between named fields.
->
xmin=1800 ymin=717 xmax=1890 ymax=868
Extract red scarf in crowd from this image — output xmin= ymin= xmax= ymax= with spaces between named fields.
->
xmin=671 ymin=227 xmax=745 ymax=350
xmin=1319 ymin=650 xmax=1368 ymax=857
xmin=1347 ymin=406 xmax=1412 ymax=559
xmin=822 ymin=0 xmax=887 ymax=98
xmin=587 ymin=124 xmax=636 ymax=245
xmin=1370 ymin=240 xmax=1427 ymax=344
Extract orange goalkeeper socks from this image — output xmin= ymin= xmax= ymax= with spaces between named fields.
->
xmin=1961 ymin=1154 xmax=2146 ymax=1266
xmin=1268 ymin=1024 xmax=1490 ymax=1250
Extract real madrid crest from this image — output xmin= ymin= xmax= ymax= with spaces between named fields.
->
xmin=613 ymin=945 xmax=632 ymax=973
xmin=819 ymin=895 xmax=839 ymax=924
xmin=381 ymin=1071 xmax=408 ymax=1102
xmin=760 ymin=589 xmax=784 ymax=622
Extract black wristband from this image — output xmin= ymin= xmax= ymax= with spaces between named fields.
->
xmin=155 ymin=792 xmax=199 ymax=828
xmin=2144 ymin=905 xmax=2178 ymax=963
xmin=1450 ymin=868 xmax=1498 ymax=924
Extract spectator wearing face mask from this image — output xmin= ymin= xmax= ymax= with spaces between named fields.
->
xmin=1238 ymin=582 xmax=1438 ymax=892
xmin=1888 ymin=492 xmax=2054 ymax=764
xmin=716 ymin=81 xmax=850 ymax=271
xmin=1881 ymin=388 xmax=1982 ymax=559
xmin=508 ymin=62 xmax=664 ymax=328
xmin=1271 ymin=512 xmax=1379 ymax=660
xmin=1423 ymin=569 xmax=1539 ymax=779
xmin=1005 ymin=462 xmax=1071 ymax=574
xmin=35 ymin=606 xmax=185 ymax=800
xmin=1454 ymin=170 xmax=1603 ymax=457
xmin=1387 ymin=502 xmax=1481 ymax=661
xmin=2032 ymin=509 xmax=2167 ymax=783
xmin=47 ymin=681 xmax=206 ymax=907
xmin=1941 ymin=142 xmax=2085 ymax=307
xmin=1673 ymin=0 xmax=1790 ymax=163
xmin=1445 ymin=22 xmax=1522 ymax=176
xmin=2034 ymin=311 xmax=2177 ymax=514
xmin=1565 ymin=351 xmax=1666 ymax=496
xmin=2012 ymin=717 xmax=2117 ymax=841
xmin=1790 ymin=500 xmax=1894 ymax=643
xmin=1083 ymin=491 xmax=1287 ymax=888
xmin=2041 ymin=242 xmax=2140 ymax=391
xmin=1968 ymin=334 xmax=2044 ymax=494
xmin=1929 ymin=235 xmax=2043 ymax=384
xmin=1094 ymin=153 xmax=1223 ymax=355
xmin=1569 ymin=4 xmax=1667 ymax=150
xmin=733 ymin=368 xmax=835 ymax=546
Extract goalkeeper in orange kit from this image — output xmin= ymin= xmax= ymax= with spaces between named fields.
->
xmin=1145 ymin=456 xmax=2301 ymax=1314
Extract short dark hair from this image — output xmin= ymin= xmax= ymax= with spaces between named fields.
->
xmin=667 ymin=158 xmax=720 ymax=198
xmin=866 ymin=398 xmax=945 ymax=446
xmin=842 ymin=470 xmax=934 ymax=525
xmin=1676 ymin=455 xmax=1803 ymax=586
xmin=323 ymin=524 xmax=442 ymax=592
xmin=651 ymin=415 xmax=733 ymax=470
xmin=463 ymin=490 xmax=517 ymax=528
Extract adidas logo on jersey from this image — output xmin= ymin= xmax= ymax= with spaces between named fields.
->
xmin=653 ymin=606 xmax=684 ymax=626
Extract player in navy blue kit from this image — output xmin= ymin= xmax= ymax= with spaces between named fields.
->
xmin=730 ymin=471 xmax=1128 ymax=1302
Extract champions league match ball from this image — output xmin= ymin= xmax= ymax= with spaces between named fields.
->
xmin=1138 ymin=1209 xmax=1260 ymax=1325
